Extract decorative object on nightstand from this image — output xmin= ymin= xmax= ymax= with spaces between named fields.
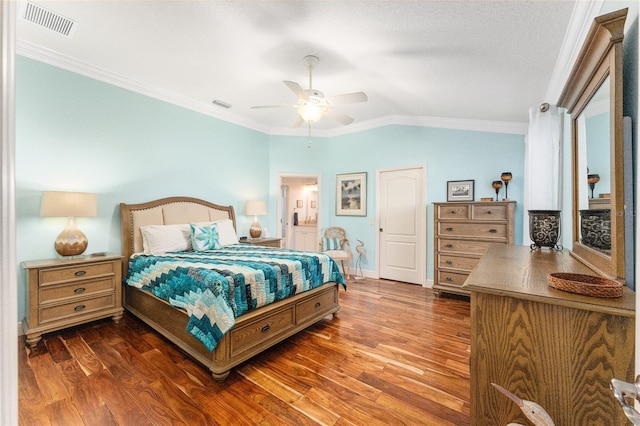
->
xmin=587 ymin=173 xmax=600 ymax=198
xmin=501 ymin=172 xmax=512 ymax=199
xmin=40 ymin=190 xmax=97 ymax=256
xmin=22 ymin=254 xmax=124 ymax=347
xmin=491 ymin=180 xmax=503 ymax=201
xmin=245 ymin=200 xmax=267 ymax=238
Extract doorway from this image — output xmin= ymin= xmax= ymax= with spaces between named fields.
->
xmin=377 ymin=165 xmax=426 ymax=285
xmin=278 ymin=174 xmax=321 ymax=250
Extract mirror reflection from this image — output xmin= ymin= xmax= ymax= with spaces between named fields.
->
xmin=576 ymin=77 xmax=611 ymax=252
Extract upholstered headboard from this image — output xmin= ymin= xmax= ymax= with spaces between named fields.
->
xmin=120 ymin=196 xmax=236 ymax=274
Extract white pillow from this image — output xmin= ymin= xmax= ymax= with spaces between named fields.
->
xmin=193 ymin=219 xmax=239 ymax=246
xmin=140 ymin=224 xmax=191 ymax=254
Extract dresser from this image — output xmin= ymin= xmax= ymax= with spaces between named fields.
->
xmin=22 ymin=254 xmax=124 ymax=347
xmin=464 ymin=245 xmax=634 ymax=425
xmin=433 ymin=201 xmax=515 ymax=296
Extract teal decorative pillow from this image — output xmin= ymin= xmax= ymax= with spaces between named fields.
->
xmin=322 ymin=237 xmax=341 ymax=251
xmin=190 ymin=223 xmax=221 ymax=251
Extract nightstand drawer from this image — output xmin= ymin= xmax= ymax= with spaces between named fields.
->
xmin=230 ymin=307 xmax=294 ymax=356
xmin=39 ymin=262 xmax=117 ymax=286
xmin=296 ymin=287 xmax=337 ymax=324
xmin=39 ymin=277 xmax=114 ymax=304
xmin=39 ymin=294 xmax=116 ymax=324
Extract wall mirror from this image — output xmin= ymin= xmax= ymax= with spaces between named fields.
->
xmin=558 ymin=8 xmax=626 ymax=281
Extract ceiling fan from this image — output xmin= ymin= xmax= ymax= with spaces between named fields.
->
xmin=252 ymin=55 xmax=368 ymax=127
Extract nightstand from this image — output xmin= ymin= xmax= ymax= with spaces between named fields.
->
xmin=22 ymin=254 xmax=124 ymax=347
xmin=241 ymin=237 xmax=282 ymax=248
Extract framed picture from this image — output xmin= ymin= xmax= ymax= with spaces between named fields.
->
xmin=310 ymin=201 xmax=316 ymax=208
xmin=336 ymin=172 xmax=367 ymax=216
xmin=296 ymin=200 xmax=303 ymax=208
xmin=447 ymin=179 xmax=475 ymax=202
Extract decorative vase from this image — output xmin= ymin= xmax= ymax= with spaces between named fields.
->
xmin=528 ymin=210 xmax=562 ymax=250
xmin=579 ymin=209 xmax=611 ymax=250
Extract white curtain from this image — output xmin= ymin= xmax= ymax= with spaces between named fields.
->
xmin=523 ymin=105 xmax=563 ymax=245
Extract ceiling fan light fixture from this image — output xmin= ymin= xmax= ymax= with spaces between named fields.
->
xmin=298 ymin=94 xmax=328 ymax=122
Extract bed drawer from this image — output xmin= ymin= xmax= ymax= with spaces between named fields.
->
xmin=296 ymin=286 xmax=338 ymax=324
xmin=230 ymin=306 xmax=295 ymax=357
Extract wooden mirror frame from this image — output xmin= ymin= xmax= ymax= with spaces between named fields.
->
xmin=558 ymin=8 xmax=627 ymax=281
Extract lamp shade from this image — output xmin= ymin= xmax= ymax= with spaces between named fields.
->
xmin=245 ymin=200 xmax=267 ymax=216
xmin=40 ymin=191 xmax=97 ymax=217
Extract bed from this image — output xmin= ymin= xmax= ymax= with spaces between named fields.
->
xmin=120 ymin=196 xmax=344 ymax=381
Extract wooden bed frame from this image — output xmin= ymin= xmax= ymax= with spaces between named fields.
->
xmin=120 ymin=196 xmax=340 ymax=381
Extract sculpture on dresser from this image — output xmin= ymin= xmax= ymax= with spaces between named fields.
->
xmin=528 ymin=210 xmax=562 ymax=251
xmin=587 ymin=173 xmax=600 ymax=198
xmin=491 ymin=180 xmax=503 ymax=201
xmin=501 ymin=172 xmax=512 ymax=199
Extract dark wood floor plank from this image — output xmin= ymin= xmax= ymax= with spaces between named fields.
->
xmin=19 ymin=278 xmax=471 ymax=425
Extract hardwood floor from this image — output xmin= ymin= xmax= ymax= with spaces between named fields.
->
xmin=19 ymin=279 xmax=471 ymax=425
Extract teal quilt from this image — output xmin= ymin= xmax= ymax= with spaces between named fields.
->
xmin=125 ymin=244 xmax=346 ymax=352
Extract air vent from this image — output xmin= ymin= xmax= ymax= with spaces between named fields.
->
xmin=23 ymin=2 xmax=76 ymax=37
xmin=212 ymin=100 xmax=232 ymax=109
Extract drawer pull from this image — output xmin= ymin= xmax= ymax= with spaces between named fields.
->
xmin=74 ymin=305 xmax=86 ymax=312
xmin=74 ymin=287 xmax=86 ymax=294
xmin=487 ymin=210 xmax=492 ymax=214
xmin=446 ymin=277 xmax=453 ymax=282
xmin=314 ymin=302 xmax=321 ymax=308
xmin=446 ymin=227 xmax=454 ymax=232
xmin=450 ymin=210 xmax=456 ymax=214
xmin=74 ymin=270 xmax=86 ymax=277
xmin=445 ymin=244 xmax=454 ymax=248
xmin=446 ymin=260 xmax=453 ymax=265
xmin=261 ymin=325 xmax=270 ymax=333
xmin=489 ymin=229 xmax=498 ymax=233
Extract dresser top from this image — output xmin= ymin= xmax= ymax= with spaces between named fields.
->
xmin=463 ymin=244 xmax=635 ymax=317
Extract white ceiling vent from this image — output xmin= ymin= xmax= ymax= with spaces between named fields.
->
xmin=23 ymin=2 xmax=76 ymax=37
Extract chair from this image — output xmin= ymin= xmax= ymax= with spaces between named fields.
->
xmin=320 ymin=227 xmax=351 ymax=279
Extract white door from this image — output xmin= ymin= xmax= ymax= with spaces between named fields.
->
xmin=378 ymin=165 xmax=426 ymax=285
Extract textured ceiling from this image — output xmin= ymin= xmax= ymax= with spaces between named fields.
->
xmin=16 ymin=1 xmax=578 ymax=134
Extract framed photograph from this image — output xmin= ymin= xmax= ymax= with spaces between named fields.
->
xmin=336 ymin=172 xmax=367 ymax=216
xmin=310 ymin=201 xmax=316 ymax=208
xmin=447 ymin=179 xmax=475 ymax=202
xmin=296 ymin=200 xmax=303 ymax=208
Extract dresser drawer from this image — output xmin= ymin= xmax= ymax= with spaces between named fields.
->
xmin=39 ymin=294 xmax=115 ymax=324
xmin=296 ymin=287 xmax=337 ymax=324
xmin=438 ymin=222 xmax=508 ymax=239
xmin=39 ymin=262 xmax=117 ymax=286
xmin=439 ymin=239 xmax=493 ymax=255
xmin=439 ymin=254 xmax=480 ymax=271
xmin=40 ymin=277 xmax=115 ymax=304
xmin=437 ymin=204 xmax=469 ymax=219
xmin=472 ymin=204 xmax=508 ymax=220
xmin=230 ymin=307 xmax=294 ymax=356
xmin=437 ymin=270 xmax=469 ymax=287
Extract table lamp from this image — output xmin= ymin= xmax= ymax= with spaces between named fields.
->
xmin=40 ymin=191 xmax=97 ymax=256
xmin=245 ymin=200 xmax=267 ymax=238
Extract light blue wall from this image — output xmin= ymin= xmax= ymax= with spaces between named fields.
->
xmin=270 ymin=125 xmax=526 ymax=280
xmin=16 ymin=56 xmax=270 ymax=320
xmin=16 ymin=56 xmax=526 ymax=321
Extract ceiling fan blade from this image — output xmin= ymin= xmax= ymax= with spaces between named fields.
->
xmin=291 ymin=115 xmax=304 ymax=128
xmin=283 ymin=81 xmax=308 ymax=99
xmin=327 ymin=92 xmax=368 ymax=106
xmin=251 ymin=104 xmax=296 ymax=109
xmin=324 ymin=109 xmax=355 ymax=126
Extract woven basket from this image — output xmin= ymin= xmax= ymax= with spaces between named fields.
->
xmin=547 ymin=273 xmax=623 ymax=298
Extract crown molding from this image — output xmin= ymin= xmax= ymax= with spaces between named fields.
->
xmin=545 ymin=0 xmax=604 ymax=106
xmin=18 ymin=39 xmax=527 ymax=137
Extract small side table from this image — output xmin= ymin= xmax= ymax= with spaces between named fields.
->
xmin=22 ymin=254 xmax=124 ymax=347
xmin=241 ymin=237 xmax=282 ymax=248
